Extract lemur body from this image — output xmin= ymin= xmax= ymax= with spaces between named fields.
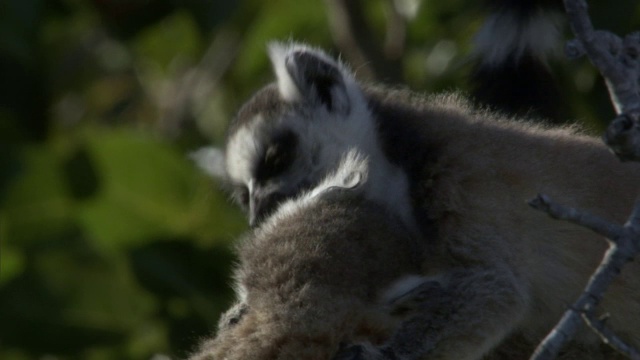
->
xmin=191 ymin=40 xmax=640 ymax=359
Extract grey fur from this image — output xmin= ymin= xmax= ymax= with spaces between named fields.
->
xmin=191 ymin=42 xmax=640 ymax=359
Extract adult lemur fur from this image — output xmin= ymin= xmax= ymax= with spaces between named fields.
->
xmin=190 ymin=151 xmax=638 ymax=360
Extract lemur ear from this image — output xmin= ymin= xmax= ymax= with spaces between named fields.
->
xmin=189 ymin=146 xmax=227 ymax=180
xmin=268 ymin=42 xmax=351 ymax=115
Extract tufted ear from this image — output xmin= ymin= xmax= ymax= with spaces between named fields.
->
xmin=189 ymin=146 xmax=227 ymax=180
xmin=268 ymin=42 xmax=351 ymax=115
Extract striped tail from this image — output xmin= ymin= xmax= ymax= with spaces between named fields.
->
xmin=470 ymin=0 xmax=565 ymax=122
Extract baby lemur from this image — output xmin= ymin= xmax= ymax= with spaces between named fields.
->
xmin=190 ymin=152 xmax=422 ymax=359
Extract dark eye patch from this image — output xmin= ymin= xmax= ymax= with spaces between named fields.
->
xmin=255 ymin=129 xmax=298 ymax=183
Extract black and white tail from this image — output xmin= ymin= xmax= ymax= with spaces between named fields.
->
xmin=471 ymin=0 xmax=565 ymax=122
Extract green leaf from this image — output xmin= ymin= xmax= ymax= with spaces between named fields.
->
xmin=2 ymin=144 xmax=75 ymax=247
xmin=79 ymin=129 xmax=245 ymax=249
xmin=133 ymin=11 xmax=203 ymax=77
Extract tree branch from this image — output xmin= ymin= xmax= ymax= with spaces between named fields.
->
xmin=563 ymin=0 xmax=640 ymax=160
xmin=528 ymin=194 xmax=623 ymax=241
xmin=527 ymin=2 xmax=640 ymax=357
xmin=582 ymin=312 xmax=640 ymax=360
xmin=528 ymin=195 xmax=640 ymax=360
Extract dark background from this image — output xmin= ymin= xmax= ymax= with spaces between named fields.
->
xmin=1 ymin=0 xmax=639 ymax=359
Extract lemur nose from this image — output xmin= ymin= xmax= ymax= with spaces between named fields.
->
xmin=249 ymin=191 xmax=287 ymax=228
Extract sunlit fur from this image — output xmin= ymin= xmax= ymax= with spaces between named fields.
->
xmin=194 ymin=42 xmax=640 ymax=359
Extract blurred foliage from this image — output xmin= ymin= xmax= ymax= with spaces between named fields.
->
xmin=1 ymin=0 xmax=639 ymax=359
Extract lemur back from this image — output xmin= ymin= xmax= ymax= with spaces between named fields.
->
xmin=362 ymin=88 xmax=640 ymax=357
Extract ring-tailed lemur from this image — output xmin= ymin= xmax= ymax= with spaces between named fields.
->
xmin=193 ymin=1 xmax=567 ymax=226
xmin=471 ymin=0 xmax=565 ymax=121
xmin=190 ymin=151 xmax=638 ymax=360
xmin=192 ymin=42 xmax=415 ymax=229
xmin=192 ymin=41 xmax=640 ymax=358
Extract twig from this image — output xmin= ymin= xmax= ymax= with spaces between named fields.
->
xmin=528 ymin=195 xmax=640 ymax=360
xmin=528 ymin=194 xmax=622 ymax=240
xmin=604 ymin=112 xmax=640 ymax=162
xmin=582 ymin=312 xmax=640 ymax=360
xmin=529 ymin=3 xmax=640 ymax=358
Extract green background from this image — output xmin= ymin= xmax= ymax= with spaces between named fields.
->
xmin=1 ymin=0 xmax=639 ymax=359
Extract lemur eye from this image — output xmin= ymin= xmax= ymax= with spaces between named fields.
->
xmin=255 ymin=130 xmax=298 ymax=182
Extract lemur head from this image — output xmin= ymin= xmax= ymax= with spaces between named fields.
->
xmin=197 ymin=42 xmax=381 ymax=226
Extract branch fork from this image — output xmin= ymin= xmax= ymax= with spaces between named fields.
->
xmin=528 ymin=195 xmax=640 ymax=360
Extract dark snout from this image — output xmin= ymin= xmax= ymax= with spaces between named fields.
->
xmin=249 ymin=189 xmax=288 ymax=227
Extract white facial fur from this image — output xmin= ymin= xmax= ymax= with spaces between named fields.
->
xmin=224 ymin=42 xmax=416 ymax=230
xmin=225 ymin=114 xmax=268 ymax=185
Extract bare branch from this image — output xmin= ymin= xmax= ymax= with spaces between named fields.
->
xmin=582 ymin=313 xmax=640 ymax=360
xmin=563 ymin=0 xmax=640 ymax=114
xmin=528 ymin=194 xmax=623 ymax=241
xmin=565 ymin=31 xmax=622 ymax=61
xmin=528 ymin=3 xmax=640 ymax=358
xmin=603 ymin=112 xmax=640 ymax=162
xmin=629 ymin=200 xmax=640 ymax=230
xmin=563 ymin=0 xmax=640 ymax=160
xmin=529 ymin=195 xmax=640 ymax=360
